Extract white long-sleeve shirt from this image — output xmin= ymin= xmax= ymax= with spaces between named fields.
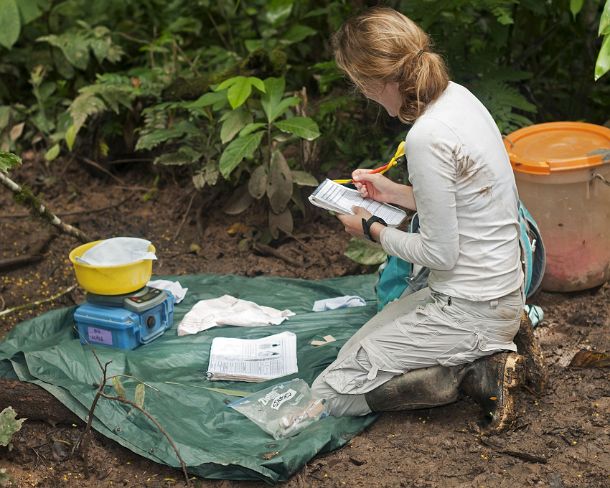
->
xmin=379 ymin=82 xmax=523 ymax=301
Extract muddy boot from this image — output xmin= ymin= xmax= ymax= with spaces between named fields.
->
xmin=460 ymin=352 xmax=524 ymax=433
xmin=364 ymin=364 xmax=468 ymax=412
xmin=513 ymin=312 xmax=547 ymax=395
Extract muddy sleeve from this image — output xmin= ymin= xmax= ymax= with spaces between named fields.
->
xmin=380 ymin=118 xmax=460 ymax=271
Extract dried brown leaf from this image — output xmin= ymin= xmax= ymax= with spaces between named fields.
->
xmin=569 ymin=350 xmax=610 ymax=368
xmin=267 ymin=150 xmax=293 ymax=213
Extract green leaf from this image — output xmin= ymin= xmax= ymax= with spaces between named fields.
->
xmin=248 ymin=76 xmax=266 ymax=93
xmin=214 ymin=76 xmax=239 ymax=91
xmin=136 ymin=121 xmax=196 ymax=151
xmin=239 ymin=122 xmax=266 ymax=137
xmin=38 ymin=33 xmax=90 ymax=70
xmin=67 ymin=92 xmax=107 ymax=144
xmin=269 ymin=96 xmax=300 ymax=123
xmin=266 ymin=0 xmax=293 ymax=25
xmin=65 ymin=124 xmax=78 ymax=151
xmin=267 ymin=150 xmax=293 ymax=213
xmin=291 ymin=170 xmax=318 ymax=187
xmin=492 ymin=6 xmax=513 ymax=25
xmin=134 ymin=384 xmax=145 ymax=409
xmin=221 ymin=109 xmax=252 ymax=144
xmin=45 ymin=144 xmax=60 ymax=162
xmin=570 ymin=0 xmax=584 ymax=18
xmin=0 ymin=151 xmax=21 ymax=173
xmin=282 ymin=24 xmax=317 ymax=44
xmin=595 ymin=35 xmax=610 ymax=81
xmin=227 ymin=76 xmax=252 ymax=109
xmin=90 ymin=36 xmax=124 ymax=64
xmin=193 ymin=161 xmax=220 ymax=189
xmin=223 ymin=183 xmax=254 ymax=215
xmin=154 ymin=146 xmax=202 ymax=166
xmin=217 ymin=76 xmax=261 ymax=110
xmin=275 ymin=116 xmax=320 ymax=141
xmin=0 ymin=0 xmax=21 ymax=49
xmin=17 ymin=0 xmax=46 ymax=25
xmin=219 ymin=131 xmax=265 ymax=178
xmin=600 ymin=0 xmax=610 ymax=36
xmin=261 ymin=77 xmax=286 ymax=123
xmin=344 ymin=238 xmax=387 ymax=265
xmin=244 ymin=39 xmax=264 ymax=53
xmin=268 ymin=208 xmax=293 ymax=239
xmin=186 ymin=91 xmax=227 ymax=109
xmin=0 ymin=407 xmax=25 ymax=447
xmin=112 ymin=377 xmax=126 ymax=399
xmin=203 ymin=161 xmax=221 ymax=188
xmin=291 ymin=187 xmax=306 ymax=215
xmin=0 ymin=106 xmax=10 ymax=131
xmin=248 ymin=164 xmax=268 ymax=199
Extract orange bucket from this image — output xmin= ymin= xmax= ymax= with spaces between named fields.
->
xmin=505 ymin=122 xmax=610 ymax=292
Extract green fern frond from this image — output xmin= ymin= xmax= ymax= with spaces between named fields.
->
xmin=37 ymin=23 xmax=124 ymax=71
xmin=470 ymin=78 xmax=536 ymax=134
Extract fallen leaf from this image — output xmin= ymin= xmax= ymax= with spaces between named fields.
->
xmin=569 ymin=350 xmax=610 ymax=368
xmin=227 ymin=222 xmax=251 ymax=236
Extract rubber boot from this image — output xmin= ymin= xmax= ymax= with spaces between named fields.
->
xmin=364 ymin=364 xmax=467 ymax=412
xmin=513 ymin=312 xmax=547 ymax=395
xmin=460 ymin=352 xmax=524 ymax=433
xmin=364 ymin=352 xmax=524 ymax=433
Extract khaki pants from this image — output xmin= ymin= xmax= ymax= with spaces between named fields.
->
xmin=311 ymin=287 xmax=523 ymax=416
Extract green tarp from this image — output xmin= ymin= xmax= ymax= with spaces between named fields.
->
xmin=0 ymin=274 xmax=379 ymax=483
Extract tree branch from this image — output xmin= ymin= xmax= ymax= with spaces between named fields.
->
xmin=0 ymin=171 xmax=90 ymax=243
xmin=0 ymin=284 xmax=77 ymax=319
xmin=73 ymin=349 xmax=192 ymax=486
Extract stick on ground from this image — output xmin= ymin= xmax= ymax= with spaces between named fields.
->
xmin=0 ymin=171 xmax=90 ymax=242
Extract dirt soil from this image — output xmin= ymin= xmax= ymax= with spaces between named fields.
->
xmin=0 ymin=154 xmax=608 ymax=488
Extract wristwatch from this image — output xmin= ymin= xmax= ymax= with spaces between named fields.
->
xmin=362 ymin=216 xmax=388 ymax=242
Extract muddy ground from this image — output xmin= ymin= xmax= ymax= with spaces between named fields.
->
xmin=0 ymin=154 xmax=608 ymax=487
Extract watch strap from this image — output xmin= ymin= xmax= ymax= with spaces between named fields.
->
xmin=362 ymin=215 xmax=387 ymax=242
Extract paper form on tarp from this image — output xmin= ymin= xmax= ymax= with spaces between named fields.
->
xmin=308 ymin=179 xmax=406 ymax=226
xmin=206 ymin=331 xmax=298 ymax=382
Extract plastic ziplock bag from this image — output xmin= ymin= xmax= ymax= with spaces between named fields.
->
xmin=229 ymin=379 xmax=328 ymax=439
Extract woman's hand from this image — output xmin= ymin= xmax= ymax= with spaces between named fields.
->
xmin=337 ymin=207 xmax=372 ymax=238
xmin=352 ymin=169 xmax=416 ymax=210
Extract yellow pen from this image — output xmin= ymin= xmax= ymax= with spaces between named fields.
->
xmin=333 ymin=141 xmax=405 ymax=185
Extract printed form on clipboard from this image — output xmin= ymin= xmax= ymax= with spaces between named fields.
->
xmin=206 ymin=331 xmax=298 ymax=382
xmin=309 ymin=179 xmax=406 ymax=226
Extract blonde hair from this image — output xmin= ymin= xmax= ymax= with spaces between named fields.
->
xmin=333 ymin=7 xmax=449 ymax=124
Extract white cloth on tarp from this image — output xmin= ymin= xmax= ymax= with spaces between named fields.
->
xmin=312 ymin=296 xmax=366 ymax=312
xmin=76 ymin=237 xmax=156 ymax=266
xmin=178 ymin=295 xmax=295 ymax=336
xmin=147 ymin=279 xmax=188 ymax=304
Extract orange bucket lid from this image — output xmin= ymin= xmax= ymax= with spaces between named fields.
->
xmin=504 ymin=122 xmax=610 ymax=175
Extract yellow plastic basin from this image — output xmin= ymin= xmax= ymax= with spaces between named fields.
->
xmin=69 ymin=240 xmax=155 ymax=295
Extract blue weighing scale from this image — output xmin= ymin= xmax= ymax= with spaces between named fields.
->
xmin=74 ymin=286 xmax=175 ymax=350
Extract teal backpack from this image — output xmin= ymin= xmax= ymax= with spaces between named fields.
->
xmin=375 ymin=202 xmax=546 ymax=311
